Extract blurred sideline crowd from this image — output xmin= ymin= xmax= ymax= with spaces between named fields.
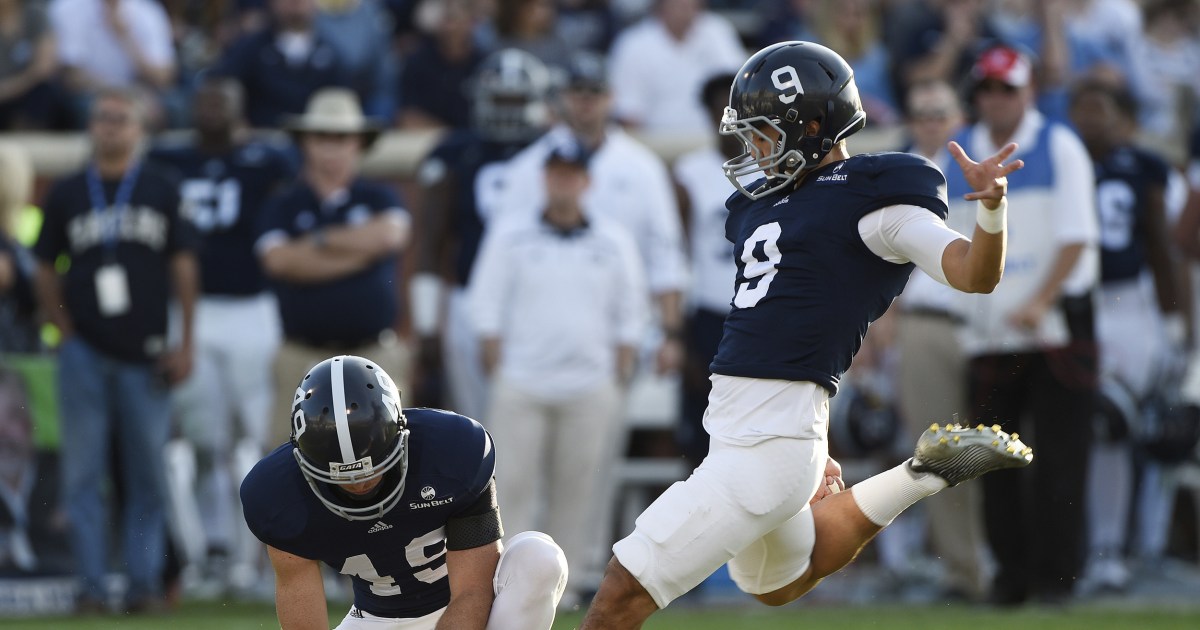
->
xmin=1 ymin=0 xmax=1200 ymax=618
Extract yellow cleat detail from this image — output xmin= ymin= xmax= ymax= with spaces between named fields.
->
xmin=1011 ymin=433 xmax=1019 ymax=440
xmin=1006 ymin=446 xmax=1016 ymax=453
xmin=992 ymin=440 xmax=999 ymax=446
xmin=977 ymin=424 xmax=985 ymax=431
xmin=991 ymin=424 xmax=1002 ymax=433
xmin=953 ymin=436 xmax=961 ymax=443
xmin=930 ymin=423 xmax=941 ymax=432
xmin=939 ymin=437 xmax=948 ymax=444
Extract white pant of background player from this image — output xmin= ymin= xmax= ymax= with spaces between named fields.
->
xmin=167 ymin=293 xmax=281 ymax=589
xmin=1086 ymin=275 xmax=1172 ymax=589
xmin=614 ymin=374 xmax=829 ymax=606
xmin=333 ymin=531 xmax=568 ymax=630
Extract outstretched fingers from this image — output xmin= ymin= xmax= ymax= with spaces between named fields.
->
xmin=947 ymin=140 xmax=974 ymax=170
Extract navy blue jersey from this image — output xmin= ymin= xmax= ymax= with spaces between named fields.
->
xmin=259 ymin=179 xmax=404 ymax=345
xmin=213 ymin=29 xmax=347 ymax=128
xmin=1093 ymin=146 xmax=1170 ymax=283
xmin=241 ymin=409 xmax=496 ymax=619
xmin=711 ymin=153 xmax=948 ymax=395
xmin=148 ymin=141 xmax=296 ymax=296
xmin=424 ymin=130 xmax=526 ymax=286
xmin=33 ymin=164 xmax=198 ymax=363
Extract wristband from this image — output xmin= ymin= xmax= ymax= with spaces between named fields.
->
xmin=409 ymin=273 xmax=443 ymax=336
xmin=976 ymin=197 xmax=1006 ymax=235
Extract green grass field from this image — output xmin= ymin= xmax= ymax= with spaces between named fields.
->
xmin=3 ymin=600 xmax=1199 ymax=630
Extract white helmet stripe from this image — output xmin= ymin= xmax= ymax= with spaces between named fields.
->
xmin=330 ymin=357 xmax=356 ymax=463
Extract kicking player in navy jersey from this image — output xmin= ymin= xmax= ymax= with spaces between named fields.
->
xmin=580 ymin=41 xmax=1032 ymax=628
xmin=241 ymin=356 xmax=567 ymax=630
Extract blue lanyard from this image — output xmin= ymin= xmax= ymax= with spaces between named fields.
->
xmin=86 ymin=162 xmax=141 ymax=251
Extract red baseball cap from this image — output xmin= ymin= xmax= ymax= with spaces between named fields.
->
xmin=970 ymin=45 xmax=1032 ymax=88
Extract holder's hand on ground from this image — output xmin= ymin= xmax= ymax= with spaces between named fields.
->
xmin=948 ymin=141 xmax=1024 ymax=210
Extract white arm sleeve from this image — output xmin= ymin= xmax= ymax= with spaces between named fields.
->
xmin=858 ymin=204 xmax=965 ymax=287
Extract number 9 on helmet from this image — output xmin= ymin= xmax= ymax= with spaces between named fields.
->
xmin=290 ymin=355 xmax=410 ymax=521
xmin=721 ymin=41 xmax=867 ymax=200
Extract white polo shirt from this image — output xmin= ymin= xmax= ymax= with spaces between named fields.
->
xmin=493 ymin=124 xmax=689 ymax=295
xmin=50 ymin=0 xmax=175 ymax=87
xmin=468 ymin=217 xmax=649 ymax=401
xmin=607 ymin=13 xmax=745 ymax=136
xmin=673 ymin=145 xmax=736 ymax=314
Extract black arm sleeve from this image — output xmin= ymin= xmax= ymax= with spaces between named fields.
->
xmin=444 ymin=478 xmax=504 ymax=551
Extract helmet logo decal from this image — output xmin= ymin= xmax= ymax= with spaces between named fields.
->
xmin=375 ymin=369 xmax=402 ymax=424
xmin=771 ymin=65 xmax=804 ymax=104
xmin=330 ymin=456 xmax=375 ymax=479
xmin=292 ymin=386 xmax=307 ymax=440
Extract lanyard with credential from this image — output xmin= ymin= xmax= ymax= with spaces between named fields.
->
xmin=86 ymin=162 xmax=141 ymax=261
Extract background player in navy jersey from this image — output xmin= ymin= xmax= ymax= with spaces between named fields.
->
xmin=241 ymin=355 xmax=567 ymax=630
xmin=1069 ymin=77 xmax=1188 ymax=592
xmin=580 ymin=41 xmax=1032 ymax=628
xmin=411 ymin=48 xmax=554 ymax=419
xmin=148 ymin=77 xmax=298 ymax=590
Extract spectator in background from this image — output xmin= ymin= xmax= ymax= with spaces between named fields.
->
xmin=607 ymin=0 xmax=744 ymax=135
xmin=33 ymin=87 xmax=200 ymax=614
xmin=1129 ymin=0 xmax=1200 ymax=142
xmin=316 ymin=0 xmax=398 ymax=119
xmin=671 ymin=72 xmax=738 ymax=468
xmin=0 ymin=368 xmax=71 ymax=577
xmin=556 ymin=0 xmax=620 ymax=54
xmin=256 ymin=88 xmax=411 ymax=447
xmin=412 ymin=48 xmax=556 ymax=420
xmin=892 ymin=0 xmax=998 ymax=101
xmin=487 ymin=0 xmax=575 ymax=70
xmin=49 ymin=0 xmax=176 ymax=122
xmin=946 ymin=45 xmax=1098 ymax=606
xmin=496 ymin=53 xmax=688 ymax=376
xmin=0 ymin=0 xmax=62 ymax=130
xmin=891 ymin=79 xmax=990 ymax=602
xmin=469 ymin=141 xmax=647 ymax=609
xmin=754 ymin=0 xmax=817 ymax=49
xmin=213 ymin=0 xmax=346 ymax=128
xmin=1176 ymin=128 xmax=1200 ymax=258
xmin=807 ymin=0 xmax=900 ymax=126
xmin=1069 ymin=76 xmax=1187 ymax=595
xmin=395 ymin=0 xmax=483 ymax=131
xmin=147 ymin=77 xmax=297 ymax=594
xmin=0 ymin=142 xmax=39 ymax=354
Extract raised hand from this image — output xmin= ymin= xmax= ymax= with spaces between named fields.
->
xmin=948 ymin=141 xmax=1024 ymax=210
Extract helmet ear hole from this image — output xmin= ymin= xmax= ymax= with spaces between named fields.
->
xmin=367 ymin=383 xmax=375 ymax=389
xmin=350 ymin=402 xmax=358 ymax=411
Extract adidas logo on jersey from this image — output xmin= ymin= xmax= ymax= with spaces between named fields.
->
xmin=367 ymin=521 xmax=393 ymax=534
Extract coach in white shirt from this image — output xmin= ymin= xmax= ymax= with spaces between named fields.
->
xmin=470 ymin=142 xmax=648 ymax=609
xmin=494 ymin=52 xmax=687 ymax=374
xmin=607 ymin=0 xmax=744 ymax=136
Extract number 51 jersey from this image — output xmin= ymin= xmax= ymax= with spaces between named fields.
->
xmin=241 ymin=409 xmax=497 ymax=619
xmin=710 ymin=152 xmax=948 ymax=396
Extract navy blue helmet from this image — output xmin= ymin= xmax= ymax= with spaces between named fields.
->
xmin=290 ymin=355 xmax=410 ymax=521
xmin=721 ymin=41 xmax=867 ymax=199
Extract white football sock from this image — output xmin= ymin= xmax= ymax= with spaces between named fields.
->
xmin=851 ymin=460 xmax=948 ymax=527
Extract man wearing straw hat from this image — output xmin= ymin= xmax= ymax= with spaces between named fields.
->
xmin=256 ymin=87 xmax=411 ymax=448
